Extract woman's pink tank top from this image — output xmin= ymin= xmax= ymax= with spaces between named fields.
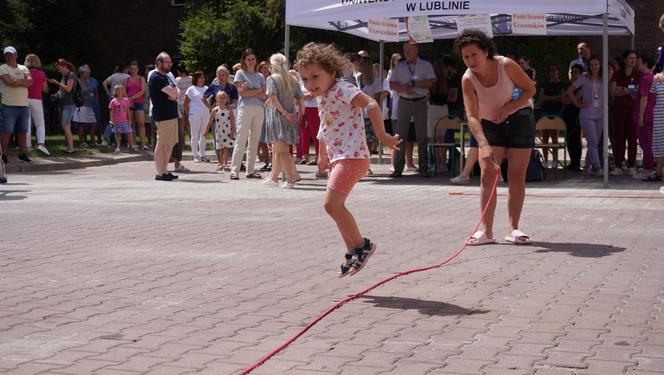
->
xmin=125 ymin=76 xmax=144 ymax=104
xmin=463 ymin=56 xmax=532 ymax=122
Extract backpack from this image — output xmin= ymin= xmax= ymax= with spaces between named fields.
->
xmin=72 ymin=79 xmax=85 ymax=107
xmin=500 ymin=149 xmax=546 ymax=183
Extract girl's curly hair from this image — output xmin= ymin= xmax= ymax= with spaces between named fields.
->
xmin=295 ymin=42 xmax=351 ymax=79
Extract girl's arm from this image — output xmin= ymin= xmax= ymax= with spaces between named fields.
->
xmin=204 ymin=108 xmax=216 ymax=135
xmin=461 ymin=76 xmax=497 ymax=169
xmin=638 ymin=95 xmax=648 ymax=127
xmin=42 ymin=77 xmax=49 ymax=94
xmin=229 ymin=110 xmax=236 ymax=137
xmin=125 ymin=102 xmax=131 ymax=124
xmin=351 ymin=92 xmax=401 ymax=150
xmin=297 ymin=98 xmax=305 ymax=126
xmin=268 ymin=95 xmax=295 ymax=124
xmin=317 ymin=139 xmax=329 ymax=172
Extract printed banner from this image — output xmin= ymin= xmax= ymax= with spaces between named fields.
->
xmin=406 ymin=16 xmax=434 ymax=43
xmin=367 ymin=18 xmax=399 ymax=42
xmin=511 ymin=13 xmax=547 ymax=35
xmin=455 ymin=14 xmax=493 ymax=38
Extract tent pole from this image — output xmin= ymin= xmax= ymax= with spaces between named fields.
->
xmin=284 ymin=25 xmax=291 ymax=61
xmin=379 ymin=40 xmax=385 ymax=164
xmin=603 ymin=11 xmax=609 ymax=187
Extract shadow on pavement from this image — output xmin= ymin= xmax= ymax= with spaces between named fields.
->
xmin=177 ymin=179 xmax=225 ymax=184
xmin=0 ymin=189 xmax=29 ymax=201
xmin=359 ymin=295 xmax=490 ymax=317
xmin=533 ymin=242 xmax=626 ymax=257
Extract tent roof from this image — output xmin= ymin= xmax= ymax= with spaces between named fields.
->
xmin=285 ymin=0 xmax=634 ymax=42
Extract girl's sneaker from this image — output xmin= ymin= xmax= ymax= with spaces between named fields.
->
xmin=114 ymin=147 xmax=121 ymax=154
xmin=193 ymin=157 xmax=202 ymax=163
xmin=280 ymin=181 xmax=295 ymax=189
xmin=261 ymin=178 xmax=279 ymax=187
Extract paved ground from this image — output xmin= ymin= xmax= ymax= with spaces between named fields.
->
xmin=1 ymin=160 xmax=663 ymax=375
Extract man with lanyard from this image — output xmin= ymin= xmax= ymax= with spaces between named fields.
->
xmin=148 ymin=52 xmax=179 ymax=181
xmin=389 ymin=42 xmax=435 ymax=177
xmin=569 ymin=42 xmax=591 ymax=78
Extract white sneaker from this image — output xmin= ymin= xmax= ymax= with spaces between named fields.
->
xmin=114 ymin=147 xmax=121 ymax=154
xmin=193 ymin=157 xmax=202 ymax=163
xmin=101 ymin=140 xmax=109 ymax=147
xmin=406 ymin=166 xmax=418 ymax=172
xmin=260 ymin=178 xmax=279 ymax=187
xmin=36 ymin=145 xmax=50 ymax=155
xmin=281 ymin=182 xmax=295 ymax=189
xmin=450 ymin=176 xmax=470 ymax=184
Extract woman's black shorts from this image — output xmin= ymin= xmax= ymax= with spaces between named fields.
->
xmin=481 ymin=108 xmax=535 ymax=149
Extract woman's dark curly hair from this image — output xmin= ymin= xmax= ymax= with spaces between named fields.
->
xmin=453 ymin=29 xmax=498 ymax=60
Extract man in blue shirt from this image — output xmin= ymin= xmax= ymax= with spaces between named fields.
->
xmin=148 ymin=52 xmax=179 ymax=181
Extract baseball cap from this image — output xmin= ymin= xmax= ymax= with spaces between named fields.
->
xmin=3 ymin=46 xmax=17 ymax=55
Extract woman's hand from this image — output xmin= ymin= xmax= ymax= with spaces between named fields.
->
xmin=479 ymin=142 xmax=500 ymax=170
xmin=284 ymin=112 xmax=295 ymax=124
xmin=379 ymin=133 xmax=402 ymax=151
xmin=638 ymin=117 xmax=645 ymax=128
xmin=47 ymin=78 xmax=60 ymax=85
xmin=496 ymin=104 xmax=513 ymax=123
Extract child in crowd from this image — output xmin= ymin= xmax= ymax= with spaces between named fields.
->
xmin=205 ymin=91 xmax=235 ymax=172
xmin=109 ymin=85 xmax=136 ymax=153
xmin=646 ymin=68 xmax=664 ymax=181
xmin=296 ymin=42 xmax=401 ymax=277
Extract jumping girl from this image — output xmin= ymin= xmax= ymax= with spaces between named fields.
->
xmin=296 ymin=43 xmax=401 ymax=277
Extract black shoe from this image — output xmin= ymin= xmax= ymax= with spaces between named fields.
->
xmin=17 ymin=154 xmax=32 ymax=163
xmin=388 ymin=171 xmax=402 ymax=178
xmin=259 ymin=164 xmax=270 ymax=172
xmin=0 ymin=175 xmax=6 ymax=184
xmin=167 ymin=172 xmax=179 ymax=179
xmin=155 ymin=173 xmax=174 ymax=181
xmin=565 ymin=164 xmax=580 ymax=171
xmin=419 ymin=171 xmax=431 ymax=178
xmin=1 ymin=154 xmax=8 ymax=164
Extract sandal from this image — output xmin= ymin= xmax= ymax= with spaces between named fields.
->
xmin=643 ymin=173 xmax=662 ymax=182
xmin=349 ymin=238 xmax=377 ymax=276
xmin=505 ymin=229 xmax=533 ymax=245
xmin=338 ymin=253 xmax=354 ymax=278
xmin=466 ymin=230 xmax=496 ymax=246
xmin=246 ymin=172 xmax=262 ymax=179
xmin=230 ymin=173 xmax=239 ymax=180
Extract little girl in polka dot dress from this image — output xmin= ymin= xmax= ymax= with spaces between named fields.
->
xmin=296 ymin=42 xmax=402 ymax=277
xmin=205 ymin=91 xmax=235 ymax=171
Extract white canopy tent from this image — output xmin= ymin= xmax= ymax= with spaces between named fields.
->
xmin=284 ymin=0 xmax=636 ymax=186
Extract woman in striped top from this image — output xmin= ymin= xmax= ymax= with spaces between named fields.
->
xmin=647 ymin=72 xmax=664 ymax=181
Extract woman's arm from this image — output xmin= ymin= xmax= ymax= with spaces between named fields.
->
xmin=566 ymin=82 xmax=584 ymax=108
xmin=638 ymin=95 xmax=648 ymax=127
xmin=499 ymin=59 xmax=536 ymax=121
xmin=204 ymin=108 xmax=216 ymax=135
xmin=462 ymin=76 xmax=497 ymax=169
xmin=267 ymin=94 xmax=295 ymax=124
xmin=41 ymin=78 xmax=49 ymax=94
xmin=610 ymin=80 xmax=629 ymax=97
xmin=235 ymin=80 xmax=264 ymax=98
xmin=183 ymin=95 xmax=190 ymax=116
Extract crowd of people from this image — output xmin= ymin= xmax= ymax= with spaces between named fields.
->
xmin=1 ymin=14 xmax=664 ymax=186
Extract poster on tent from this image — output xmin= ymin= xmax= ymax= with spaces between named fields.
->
xmin=368 ymin=19 xmax=399 ymax=42
xmin=511 ymin=13 xmax=547 ymax=35
xmin=455 ymin=15 xmax=493 ymax=38
xmin=406 ymin=16 xmax=434 ymax=44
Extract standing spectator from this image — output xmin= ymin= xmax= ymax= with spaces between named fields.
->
xmin=229 ymin=48 xmax=267 ymax=180
xmin=428 ymin=59 xmax=450 ymax=173
xmin=0 ymin=46 xmax=32 ymax=164
xmin=109 ymin=85 xmax=136 ymax=153
xmin=610 ymin=49 xmax=641 ymax=176
xmin=73 ymin=65 xmax=99 ymax=147
xmin=568 ymin=56 xmax=605 ymax=176
xmin=126 ymin=61 xmax=148 ymax=150
xmin=569 ymin=42 xmax=591 ymax=77
xmin=204 ymin=65 xmax=238 ymax=167
xmin=102 ymin=63 xmax=130 ymax=99
xmin=299 ymin=68 xmax=321 ymax=167
xmin=257 ymin=60 xmax=272 ymax=170
xmin=562 ymin=64 xmax=584 ymax=171
xmin=389 ymin=42 xmax=435 ymax=177
xmin=635 ymin=53 xmax=656 ymax=176
xmin=172 ymin=63 xmax=191 ymax=171
xmin=24 ymin=53 xmax=49 ymax=155
xmin=518 ymin=56 xmax=536 ymax=81
xmin=456 ymin=29 xmax=536 ymax=246
xmin=655 ymin=14 xmax=664 ymax=74
xmin=358 ymin=57 xmax=382 ymax=156
xmin=262 ymin=53 xmax=304 ymax=188
xmin=644 ymin=67 xmax=664 ymax=181
xmin=47 ymin=58 xmax=76 ymax=153
xmin=386 ymin=53 xmax=401 ymax=171
xmin=184 ymin=71 xmax=209 ymax=162
xmin=147 ymin=52 xmax=179 ymax=181
xmin=539 ymin=64 xmax=565 ymax=158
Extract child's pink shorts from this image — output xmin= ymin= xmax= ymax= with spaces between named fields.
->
xmin=327 ymin=158 xmax=370 ymax=195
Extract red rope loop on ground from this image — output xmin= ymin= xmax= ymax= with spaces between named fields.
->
xmin=238 ymin=174 xmax=502 ymax=375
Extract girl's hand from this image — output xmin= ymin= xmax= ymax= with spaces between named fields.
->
xmin=380 ymin=133 xmax=402 ymax=151
xmin=284 ymin=112 xmax=295 ymax=124
xmin=318 ymin=156 xmax=329 ymax=172
xmin=47 ymin=78 xmax=59 ymax=84
xmin=479 ymin=143 xmax=500 ymax=170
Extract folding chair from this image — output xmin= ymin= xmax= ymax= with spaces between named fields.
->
xmin=428 ymin=116 xmax=464 ymax=176
xmin=534 ymin=115 xmax=567 ymax=179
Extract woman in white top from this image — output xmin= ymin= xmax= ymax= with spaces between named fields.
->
xmin=184 ymin=71 xmax=209 ymax=162
xmin=457 ymin=29 xmax=536 ymax=246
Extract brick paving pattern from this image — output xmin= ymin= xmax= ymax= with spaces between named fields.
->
xmin=1 ymin=161 xmax=663 ymax=374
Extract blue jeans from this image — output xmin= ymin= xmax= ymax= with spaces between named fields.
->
xmin=1 ymin=105 xmax=29 ymax=134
